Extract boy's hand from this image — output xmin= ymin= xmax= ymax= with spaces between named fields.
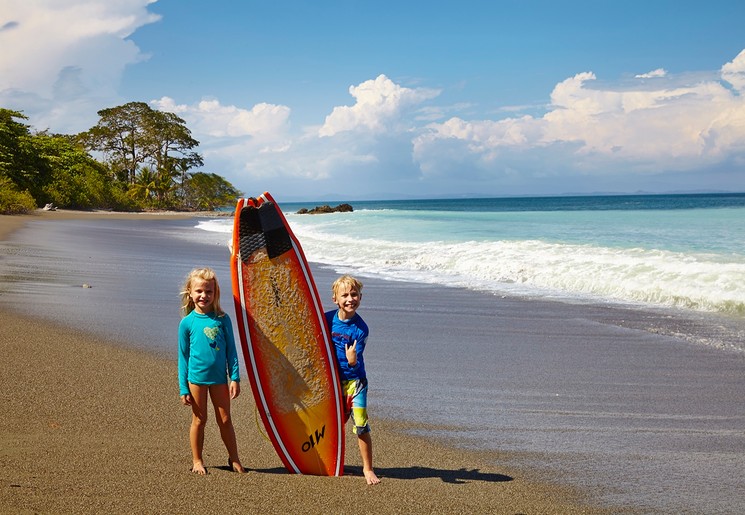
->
xmin=180 ymin=394 xmax=192 ymax=406
xmin=345 ymin=340 xmax=358 ymax=367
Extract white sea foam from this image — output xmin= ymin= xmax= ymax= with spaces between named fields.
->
xmin=192 ymin=214 xmax=745 ymax=317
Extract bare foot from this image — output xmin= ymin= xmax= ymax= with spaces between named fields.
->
xmin=190 ymin=462 xmax=208 ymax=475
xmin=228 ymin=459 xmax=247 ymax=474
xmin=364 ymin=469 xmax=381 ymax=485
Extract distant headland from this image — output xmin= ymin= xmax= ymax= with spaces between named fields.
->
xmin=296 ymin=203 xmax=353 ymax=214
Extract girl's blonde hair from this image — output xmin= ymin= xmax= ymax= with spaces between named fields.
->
xmin=180 ymin=267 xmax=225 ymax=317
xmin=331 ymin=275 xmax=364 ymax=298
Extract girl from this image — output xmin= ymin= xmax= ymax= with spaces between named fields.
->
xmin=178 ymin=267 xmax=246 ymax=474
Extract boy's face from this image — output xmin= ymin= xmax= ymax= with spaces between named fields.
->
xmin=332 ymin=284 xmax=361 ymax=318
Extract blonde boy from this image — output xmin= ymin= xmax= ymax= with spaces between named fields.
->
xmin=324 ymin=275 xmax=380 ymax=485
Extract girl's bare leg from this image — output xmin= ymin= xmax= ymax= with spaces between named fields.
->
xmin=209 ymin=384 xmax=246 ymax=473
xmin=188 ymin=383 xmax=209 ymax=474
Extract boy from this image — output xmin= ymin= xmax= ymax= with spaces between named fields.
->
xmin=325 ymin=275 xmax=380 ymax=485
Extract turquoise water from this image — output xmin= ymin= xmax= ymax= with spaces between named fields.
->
xmin=195 ymin=193 xmax=745 ymax=317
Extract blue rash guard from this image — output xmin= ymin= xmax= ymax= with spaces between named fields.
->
xmin=325 ymin=309 xmax=369 ymax=381
xmin=178 ymin=311 xmax=240 ymax=396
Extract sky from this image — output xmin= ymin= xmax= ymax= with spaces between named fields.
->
xmin=2 ymin=0 xmax=745 ymax=201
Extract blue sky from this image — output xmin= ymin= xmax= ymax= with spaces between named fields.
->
xmin=2 ymin=1 xmax=745 ymax=201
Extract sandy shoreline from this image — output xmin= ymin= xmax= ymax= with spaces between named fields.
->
xmin=0 ymin=211 xmax=604 ymax=513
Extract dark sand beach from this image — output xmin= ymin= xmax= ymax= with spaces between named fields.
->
xmin=0 ymin=211 xmax=599 ymax=514
xmin=2 ymin=210 xmax=745 ymax=513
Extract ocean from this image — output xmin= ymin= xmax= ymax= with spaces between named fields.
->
xmin=192 ymin=193 xmax=745 ymax=353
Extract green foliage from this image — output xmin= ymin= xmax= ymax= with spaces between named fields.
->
xmin=128 ymin=166 xmax=157 ymax=202
xmin=1 ymin=102 xmax=234 ymax=212
xmin=106 ymin=181 xmax=143 ymax=212
xmin=81 ymin=101 xmax=203 ymax=191
xmin=183 ymin=172 xmax=241 ymax=211
xmin=148 ymin=109 xmax=203 ymax=176
xmin=0 ymin=109 xmax=49 ymax=201
xmin=33 ymin=131 xmax=108 ymax=209
xmin=0 ymin=176 xmax=36 ymax=214
xmin=80 ymin=102 xmax=153 ymax=184
xmin=0 ymin=109 xmax=30 ymax=180
xmin=44 ymin=162 xmax=107 ymax=209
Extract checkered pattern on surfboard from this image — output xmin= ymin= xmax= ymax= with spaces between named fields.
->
xmin=238 ymin=201 xmax=293 ymax=260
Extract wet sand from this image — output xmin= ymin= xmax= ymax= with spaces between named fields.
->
xmin=0 ymin=211 xmax=601 ymax=514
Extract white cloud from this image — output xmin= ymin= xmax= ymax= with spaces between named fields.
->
xmin=149 ymin=97 xmax=294 ymax=190
xmin=154 ymin=61 xmax=745 ymax=197
xmin=148 ymin=79 xmax=434 ymax=196
xmin=0 ymin=0 xmax=159 ymax=131
xmin=319 ymin=74 xmax=440 ymax=136
xmin=722 ymin=48 xmax=745 ymax=92
xmin=635 ymin=68 xmax=667 ymax=79
xmin=152 ymin=96 xmax=291 ymax=141
xmin=146 ymin=96 xmax=353 ymax=198
xmin=181 ymin=74 xmax=442 ymax=196
xmin=413 ymin=54 xmax=745 ymax=183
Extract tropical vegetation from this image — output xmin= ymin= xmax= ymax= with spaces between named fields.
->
xmin=0 ymin=103 xmax=241 ymax=214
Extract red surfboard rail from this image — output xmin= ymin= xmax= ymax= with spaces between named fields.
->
xmin=230 ymin=193 xmax=345 ymax=476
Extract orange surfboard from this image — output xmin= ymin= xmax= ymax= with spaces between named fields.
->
xmin=230 ymin=192 xmax=345 ymax=476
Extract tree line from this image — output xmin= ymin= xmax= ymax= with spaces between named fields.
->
xmin=0 ymin=102 xmax=242 ymax=214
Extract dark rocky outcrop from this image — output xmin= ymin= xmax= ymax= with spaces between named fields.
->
xmin=296 ymin=203 xmax=353 ymax=215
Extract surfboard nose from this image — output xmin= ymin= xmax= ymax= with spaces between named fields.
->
xmin=238 ymin=201 xmax=293 ymax=260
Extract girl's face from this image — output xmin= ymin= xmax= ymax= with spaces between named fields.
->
xmin=189 ymin=278 xmax=216 ymax=314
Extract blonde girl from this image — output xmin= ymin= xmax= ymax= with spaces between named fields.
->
xmin=178 ymin=267 xmax=246 ymax=474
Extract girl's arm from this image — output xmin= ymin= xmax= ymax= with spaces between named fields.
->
xmin=177 ymin=318 xmax=191 ymax=397
xmin=229 ymin=380 xmax=241 ymax=399
xmin=224 ymin=315 xmax=241 ymax=382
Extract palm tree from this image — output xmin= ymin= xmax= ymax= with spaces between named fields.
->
xmin=153 ymin=166 xmax=177 ymax=207
xmin=128 ymin=166 xmax=157 ymax=204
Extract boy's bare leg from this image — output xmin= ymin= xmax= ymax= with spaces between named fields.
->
xmin=188 ymin=383 xmax=209 ymax=474
xmin=358 ymin=432 xmax=380 ymax=484
xmin=210 ymin=384 xmax=246 ymax=473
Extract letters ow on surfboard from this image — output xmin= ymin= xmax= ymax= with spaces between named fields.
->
xmin=230 ymin=192 xmax=345 ymax=476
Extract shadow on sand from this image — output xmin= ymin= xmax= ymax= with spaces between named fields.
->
xmin=342 ymin=465 xmax=513 ymax=484
xmin=231 ymin=465 xmax=512 ymax=484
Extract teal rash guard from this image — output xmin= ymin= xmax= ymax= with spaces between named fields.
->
xmin=178 ymin=311 xmax=240 ymax=396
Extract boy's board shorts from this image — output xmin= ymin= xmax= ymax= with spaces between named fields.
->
xmin=341 ymin=378 xmax=370 ymax=435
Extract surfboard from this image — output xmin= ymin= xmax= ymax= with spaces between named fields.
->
xmin=230 ymin=192 xmax=345 ymax=476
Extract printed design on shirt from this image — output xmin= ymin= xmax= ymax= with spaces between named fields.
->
xmin=332 ymin=331 xmax=352 ymax=347
xmin=204 ymin=325 xmax=220 ymax=351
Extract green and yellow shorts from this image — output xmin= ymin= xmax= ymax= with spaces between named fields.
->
xmin=341 ymin=378 xmax=370 ymax=435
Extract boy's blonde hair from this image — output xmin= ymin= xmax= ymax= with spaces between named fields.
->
xmin=331 ymin=275 xmax=364 ymax=298
xmin=180 ymin=267 xmax=225 ymax=316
